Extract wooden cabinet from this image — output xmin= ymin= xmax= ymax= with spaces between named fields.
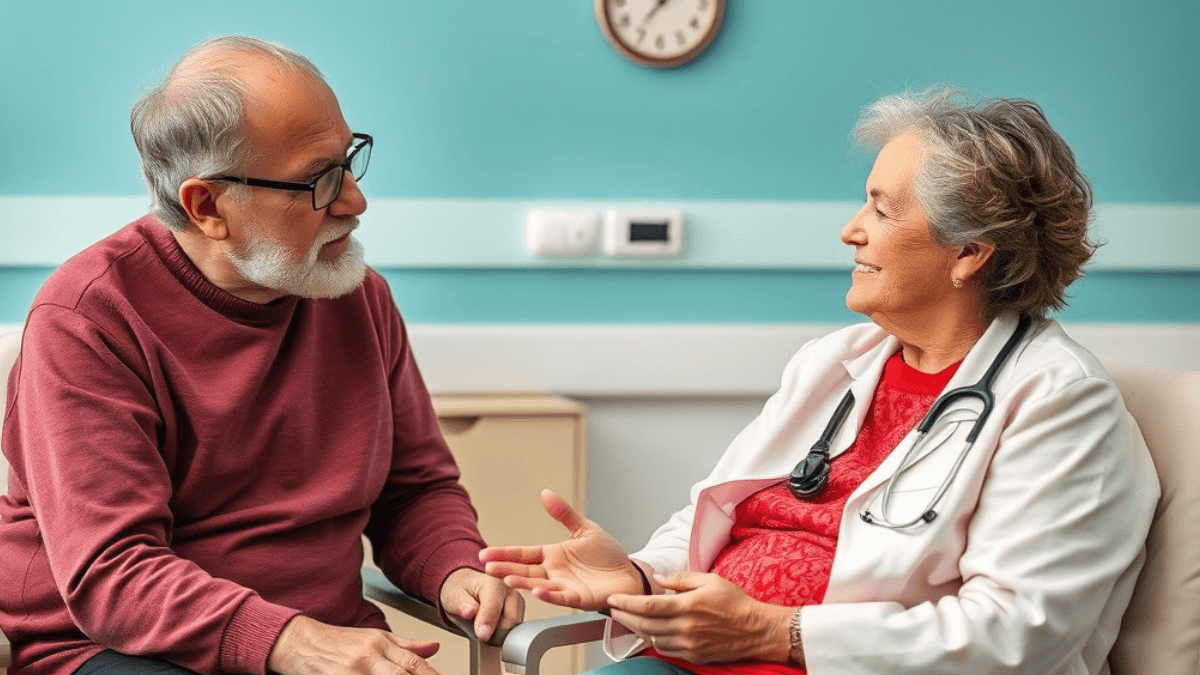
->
xmin=372 ymin=394 xmax=587 ymax=675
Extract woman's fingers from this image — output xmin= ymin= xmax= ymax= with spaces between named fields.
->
xmin=531 ymin=587 xmax=585 ymax=608
xmin=498 ymin=574 xmax=557 ymax=592
xmin=479 ymin=545 xmax=547 ymax=565
xmin=482 ymin=560 xmax=549 ymax=580
xmin=541 ymin=488 xmax=590 ymax=535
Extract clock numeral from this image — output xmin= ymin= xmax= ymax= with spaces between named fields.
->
xmin=614 ymin=0 xmax=626 ymax=6
xmin=637 ymin=28 xmax=646 ymax=43
xmin=676 ymin=30 xmax=686 ymax=45
xmin=698 ymin=0 xmax=710 ymax=9
xmin=690 ymin=16 xmax=700 ymax=30
xmin=619 ymin=13 xmax=631 ymax=27
xmin=655 ymin=33 xmax=665 ymax=50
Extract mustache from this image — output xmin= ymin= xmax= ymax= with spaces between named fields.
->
xmin=318 ymin=217 xmax=360 ymax=245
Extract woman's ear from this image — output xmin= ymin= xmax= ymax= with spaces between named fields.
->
xmin=954 ymin=241 xmax=995 ymax=283
xmin=178 ymin=178 xmax=229 ymax=241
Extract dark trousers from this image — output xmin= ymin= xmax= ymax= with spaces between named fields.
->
xmin=582 ymin=656 xmax=697 ymax=675
xmin=74 ymin=650 xmax=197 ymax=675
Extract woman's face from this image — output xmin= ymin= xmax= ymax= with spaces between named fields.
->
xmin=840 ymin=134 xmax=960 ymax=328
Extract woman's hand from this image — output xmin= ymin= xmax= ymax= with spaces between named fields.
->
xmin=607 ymin=571 xmax=794 ymax=665
xmin=479 ymin=489 xmax=644 ymax=611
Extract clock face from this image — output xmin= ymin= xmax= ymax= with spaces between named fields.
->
xmin=596 ymin=0 xmax=724 ymax=68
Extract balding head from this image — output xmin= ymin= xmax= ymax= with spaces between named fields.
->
xmin=131 ymin=36 xmax=327 ymax=231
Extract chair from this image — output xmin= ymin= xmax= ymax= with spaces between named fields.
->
xmin=1104 ymin=365 xmax=1200 ymax=675
xmin=3 ymin=320 xmax=1197 ymax=675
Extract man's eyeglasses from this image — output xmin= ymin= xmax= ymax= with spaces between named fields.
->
xmin=209 ymin=133 xmax=372 ymax=210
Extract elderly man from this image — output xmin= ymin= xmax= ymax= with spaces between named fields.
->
xmin=0 ymin=36 xmax=521 ymax=675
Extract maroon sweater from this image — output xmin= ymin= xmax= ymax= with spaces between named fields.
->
xmin=0 ymin=217 xmax=486 ymax=675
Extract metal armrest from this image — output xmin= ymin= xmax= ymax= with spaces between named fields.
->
xmin=362 ymin=567 xmax=474 ymax=640
xmin=2 ymin=621 xmax=11 ymax=674
xmin=500 ymin=612 xmax=609 ymax=675
xmin=362 ymin=567 xmax=509 ymax=675
xmin=363 ymin=567 xmax=613 ymax=675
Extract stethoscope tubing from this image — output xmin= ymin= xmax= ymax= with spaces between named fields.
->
xmin=791 ymin=314 xmax=1034 ymax=530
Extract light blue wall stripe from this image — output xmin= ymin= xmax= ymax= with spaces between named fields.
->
xmin=3 ymin=1 xmax=1198 ymax=326
xmin=3 ymin=266 xmax=1197 ymax=326
xmin=2 ymin=197 xmax=1198 ymax=270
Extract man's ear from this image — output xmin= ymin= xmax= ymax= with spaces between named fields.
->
xmin=954 ymin=241 xmax=996 ymax=284
xmin=179 ymin=178 xmax=229 ymax=241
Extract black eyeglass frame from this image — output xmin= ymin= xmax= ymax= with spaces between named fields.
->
xmin=208 ymin=133 xmax=373 ymax=210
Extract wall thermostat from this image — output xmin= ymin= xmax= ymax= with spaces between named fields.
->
xmin=603 ymin=209 xmax=684 ymax=257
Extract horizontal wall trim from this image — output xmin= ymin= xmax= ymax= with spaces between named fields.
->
xmin=2 ymin=197 xmax=1198 ymax=270
xmin=406 ymin=323 xmax=1200 ymax=396
xmin=3 ymin=322 xmax=1196 ymax=396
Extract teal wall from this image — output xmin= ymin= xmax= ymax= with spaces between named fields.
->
xmin=2 ymin=0 xmax=1198 ymax=324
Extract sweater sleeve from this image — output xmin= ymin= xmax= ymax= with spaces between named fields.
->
xmin=363 ymin=286 xmax=486 ymax=615
xmin=6 ymin=307 xmax=299 ymax=675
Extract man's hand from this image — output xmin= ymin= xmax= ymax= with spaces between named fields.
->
xmin=268 ymin=614 xmax=441 ymax=675
xmin=606 ymin=571 xmax=794 ymax=665
xmin=440 ymin=567 xmax=525 ymax=641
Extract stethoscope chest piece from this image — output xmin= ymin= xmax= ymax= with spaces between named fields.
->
xmin=789 ymin=452 xmax=831 ymax=497
xmin=787 ymin=389 xmax=856 ymax=499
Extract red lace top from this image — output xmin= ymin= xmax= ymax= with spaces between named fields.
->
xmin=646 ymin=350 xmax=961 ymax=674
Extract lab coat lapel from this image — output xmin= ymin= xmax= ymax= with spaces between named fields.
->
xmin=829 ymin=334 xmax=898 ymax=461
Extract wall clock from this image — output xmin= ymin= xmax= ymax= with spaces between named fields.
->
xmin=595 ymin=0 xmax=725 ymax=69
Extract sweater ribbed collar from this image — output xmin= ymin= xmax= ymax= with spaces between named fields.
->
xmin=135 ymin=216 xmax=298 ymax=326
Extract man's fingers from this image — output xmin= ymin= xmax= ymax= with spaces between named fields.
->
xmin=471 ymin=580 xmax=507 ymax=641
xmin=384 ymin=634 xmax=441 ymax=660
xmin=378 ymin=636 xmax=442 ymax=675
xmin=499 ymin=587 xmax=525 ymax=630
xmin=540 ymin=488 xmax=589 ymax=536
xmin=440 ymin=578 xmax=477 ymax=622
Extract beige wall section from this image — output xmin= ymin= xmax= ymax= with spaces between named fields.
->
xmin=365 ymin=394 xmax=588 ymax=675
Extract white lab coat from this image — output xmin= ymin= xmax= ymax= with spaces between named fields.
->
xmin=619 ymin=313 xmax=1159 ymax=675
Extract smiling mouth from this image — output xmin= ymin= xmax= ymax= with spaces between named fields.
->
xmin=854 ymin=262 xmax=881 ymax=273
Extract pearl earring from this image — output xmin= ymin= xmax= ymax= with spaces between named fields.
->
xmin=953 ymin=278 xmax=963 ymax=288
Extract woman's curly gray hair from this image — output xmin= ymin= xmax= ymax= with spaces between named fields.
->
xmin=854 ymin=87 xmax=1098 ymax=321
xmin=130 ymin=36 xmax=324 ymax=231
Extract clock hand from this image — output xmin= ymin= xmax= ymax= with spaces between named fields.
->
xmin=643 ymin=0 xmax=671 ymax=24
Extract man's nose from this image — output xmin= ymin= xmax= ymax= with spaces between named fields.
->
xmin=328 ymin=172 xmax=367 ymax=218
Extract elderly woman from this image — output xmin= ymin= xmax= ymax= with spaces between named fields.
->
xmin=481 ymin=89 xmax=1160 ymax=675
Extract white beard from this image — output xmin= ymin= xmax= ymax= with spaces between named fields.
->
xmin=225 ymin=217 xmax=367 ymax=300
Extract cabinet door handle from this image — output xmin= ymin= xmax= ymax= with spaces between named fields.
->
xmin=438 ymin=415 xmax=482 ymax=435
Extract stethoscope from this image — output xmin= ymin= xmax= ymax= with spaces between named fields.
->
xmin=788 ymin=314 xmax=1033 ymax=529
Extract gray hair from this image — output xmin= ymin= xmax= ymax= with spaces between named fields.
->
xmin=853 ymin=87 xmax=1097 ymax=320
xmin=130 ymin=36 xmax=325 ymax=231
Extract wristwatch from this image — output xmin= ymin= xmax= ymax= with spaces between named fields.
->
xmin=788 ymin=608 xmax=804 ymax=664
